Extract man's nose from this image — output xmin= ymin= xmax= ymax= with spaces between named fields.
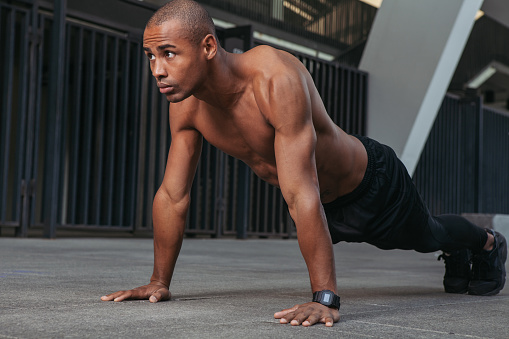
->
xmin=152 ymin=59 xmax=167 ymax=79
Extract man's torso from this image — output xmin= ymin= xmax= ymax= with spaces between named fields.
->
xmin=171 ymin=46 xmax=367 ymax=203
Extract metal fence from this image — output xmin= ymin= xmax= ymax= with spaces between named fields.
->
xmin=57 ymin=19 xmax=145 ymax=232
xmin=0 ymin=1 xmax=367 ymax=238
xmin=201 ymin=0 xmax=377 ymax=49
xmin=449 ymin=16 xmax=509 ymax=92
xmin=413 ymin=94 xmax=509 ymax=215
xmin=0 ymin=1 xmax=32 ymax=234
xmin=126 ymin=0 xmax=377 ymax=51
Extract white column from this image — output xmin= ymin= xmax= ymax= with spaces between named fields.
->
xmin=359 ymin=0 xmax=483 ymax=175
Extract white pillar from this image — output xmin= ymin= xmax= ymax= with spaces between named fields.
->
xmin=359 ymin=0 xmax=483 ymax=175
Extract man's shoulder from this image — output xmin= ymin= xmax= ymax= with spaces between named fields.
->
xmin=246 ymin=47 xmax=307 ymax=97
xmin=244 ymin=45 xmax=305 ymax=79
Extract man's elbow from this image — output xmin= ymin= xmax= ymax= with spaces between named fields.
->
xmin=286 ymin=193 xmax=323 ymax=219
xmin=153 ymin=186 xmax=190 ymax=216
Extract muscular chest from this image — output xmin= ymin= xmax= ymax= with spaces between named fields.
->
xmin=194 ymin=95 xmax=278 ymax=182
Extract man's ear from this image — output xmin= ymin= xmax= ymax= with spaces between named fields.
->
xmin=203 ymin=34 xmax=217 ymax=60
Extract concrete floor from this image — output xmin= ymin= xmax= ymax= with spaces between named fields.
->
xmin=0 ymin=237 xmax=508 ymax=338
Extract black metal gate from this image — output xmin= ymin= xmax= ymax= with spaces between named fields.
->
xmin=1 ymin=1 xmax=367 ymax=238
xmin=0 ymin=0 xmax=35 ymax=236
xmin=413 ymin=94 xmax=509 ymax=215
xmin=0 ymin=0 xmax=153 ymax=237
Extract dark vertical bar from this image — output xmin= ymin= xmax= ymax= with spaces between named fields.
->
xmin=189 ymin=157 xmax=201 ymax=231
xmin=15 ymin=9 xmax=30 ymax=235
xmin=362 ymin=73 xmax=368 ymax=134
xmin=30 ymin=13 xmax=45 ymax=226
xmin=135 ymin=57 xmax=150 ymax=229
xmin=43 ymin=0 xmax=67 ymax=238
xmin=261 ymin=182 xmax=268 ymax=234
xmin=106 ymin=37 xmax=119 ymax=226
xmin=1 ymin=8 xmax=15 ymax=223
xmin=0 ymin=6 xmax=3 ymax=219
xmin=356 ymin=73 xmax=363 ymax=133
xmin=236 ymin=162 xmax=249 ymax=239
xmin=326 ymin=63 xmax=333 ymax=116
xmin=93 ymin=35 xmax=108 ymax=225
xmin=200 ymin=144 xmax=211 ymax=231
xmin=69 ymin=27 xmax=84 ymax=225
xmin=320 ymin=61 xmax=327 ymax=106
xmin=455 ymin=103 xmax=462 ymax=213
xmin=227 ymin=157 xmax=236 ymax=234
xmin=209 ymin=146 xmax=218 ymax=234
xmin=20 ymin=2 xmax=40 ymax=236
xmin=351 ymin=72 xmax=358 ymax=133
xmin=59 ymin=20 xmax=72 ymax=226
xmin=476 ymin=96 xmax=483 ymax=213
xmin=130 ymin=43 xmax=143 ymax=229
xmin=357 ymin=73 xmax=364 ymax=133
xmin=82 ymin=30 xmax=96 ymax=225
xmin=254 ymin=177 xmax=261 ymax=233
xmin=215 ymin=151 xmax=225 ymax=237
xmin=278 ymin=190 xmax=285 ymax=236
xmin=345 ymin=70 xmax=352 ymax=133
xmin=445 ymin=100 xmax=451 ymax=212
xmin=117 ymin=41 xmax=131 ymax=226
xmin=138 ymin=76 xmax=151 ymax=229
xmin=333 ymin=66 xmax=339 ymax=124
xmin=339 ymin=68 xmax=346 ymax=128
xmin=145 ymin=80 xmax=159 ymax=228
xmin=271 ymin=187 xmax=277 ymax=235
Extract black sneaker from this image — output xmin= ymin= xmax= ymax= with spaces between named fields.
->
xmin=438 ymin=249 xmax=471 ymax=294
xmin=468 ymin=230 xmax=507 ymax=296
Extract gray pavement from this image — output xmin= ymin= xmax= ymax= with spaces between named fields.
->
xmin=0 ymin=237 xmax=508 ymax=339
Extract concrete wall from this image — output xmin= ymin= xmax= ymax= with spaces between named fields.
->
xmin=359 ymin=0 xmax=483 ymax=175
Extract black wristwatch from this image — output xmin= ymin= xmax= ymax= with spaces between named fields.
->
xmin=312 ymin=290 xmax=340 ymax=309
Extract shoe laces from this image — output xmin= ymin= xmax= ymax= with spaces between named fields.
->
xmin=438 ymin=251 xmax=470 ymax=277
xmin=470 ymin=249 xmax=495 ymax=280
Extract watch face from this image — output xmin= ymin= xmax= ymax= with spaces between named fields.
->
xmin=322 ymin=292 xmax=332 ymax=305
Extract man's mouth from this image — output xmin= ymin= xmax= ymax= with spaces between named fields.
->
xmin=158 ymin=83 xmax=174 ymax=94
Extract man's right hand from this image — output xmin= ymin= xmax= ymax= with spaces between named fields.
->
xmin=101 ymin=281 xmax=170 ymax=303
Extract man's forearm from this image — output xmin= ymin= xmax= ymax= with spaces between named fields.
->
xmin=292 ymin=201 xmax=337 ymax=293
xmin=150 ymin=189 xmax=189 ymax=287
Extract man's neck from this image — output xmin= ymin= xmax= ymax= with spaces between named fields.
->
xmin=193 ymin=48 xmax=244 ymax=109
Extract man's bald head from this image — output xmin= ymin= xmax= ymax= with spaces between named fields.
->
xmin=147 ymin=0 xmax=217 ymax=45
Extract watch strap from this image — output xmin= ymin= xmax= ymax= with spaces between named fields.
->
xmin=312 ymin=290 xmax=340 ymax=309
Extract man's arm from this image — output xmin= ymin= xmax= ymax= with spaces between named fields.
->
xmin=258 ymin=72 xmax=340 ymax=326
xmin=101 ymin=105 xmax=202 ymax=302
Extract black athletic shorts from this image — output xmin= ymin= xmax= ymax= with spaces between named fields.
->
xmin=322 ymin=135 xmax=433 ymax=251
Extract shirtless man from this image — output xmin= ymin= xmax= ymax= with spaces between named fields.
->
xmin=102 ymin=0 xmax=507 ymax=327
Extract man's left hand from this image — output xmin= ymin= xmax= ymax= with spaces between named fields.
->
xmin=274 ymin=302 xmax=340 ymax=327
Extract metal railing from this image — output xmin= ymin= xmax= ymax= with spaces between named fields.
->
xmin=198 ymin=0 xmax=376 ymax=50
xmin=56 ymin=20 xmax=144 ymax=231
xmin=0 ymin=1 xmax=32 ymax=234
xmin=0 ymin=1 xmax=368 ymax=238
xmin=4 ymin=1 xmax=507 ymax=239
xmin=413 ymin=94 xmax=509 ymax=215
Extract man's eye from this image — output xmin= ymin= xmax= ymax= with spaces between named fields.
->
xmin=166 ymin=52 xmax=175 ymax=58
xmin=147 ymin=54 xmax=155 ymax=61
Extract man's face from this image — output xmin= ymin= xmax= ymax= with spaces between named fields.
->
xmin=143 ymin=20 xmax=206 ymax=102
